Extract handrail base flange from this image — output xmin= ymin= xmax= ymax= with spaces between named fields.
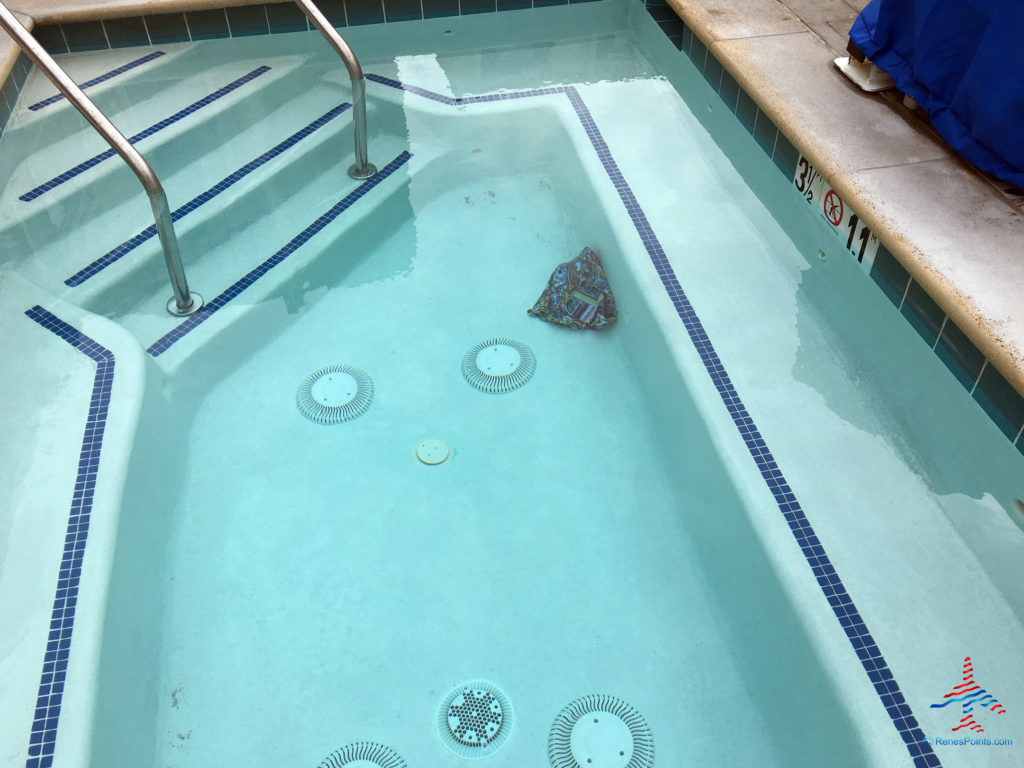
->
xmin=167 ymin=292 xmax=204 ymax=316
xmin=348 ymin=163 xmax=378 ymax=180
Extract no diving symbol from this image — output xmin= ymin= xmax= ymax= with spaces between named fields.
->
xmin=823 ymin=189 xmax=843 ymax=226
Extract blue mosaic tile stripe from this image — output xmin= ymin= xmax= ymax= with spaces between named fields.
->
xmin=18 ymin=66 xmax=271 ymax=202
xmin=64 ymin=102 xmax=352 ymax=287
xmin=560 ymin=84 xmax=942 ymax=768
xmin=22 ymin=305 xmax=115 ymax=768
xmin=27 ymin=51 xmax=167 ymax=112
xmin=146 ymin=150 xmax=412 ymax=356
xmin=365 ymin=73 xmax=457 ymax=105
xmin=369 ymin=71 xmax=941 ymax=767
xmin=458 ymin=87 xmax=565 ymax=104
xmin=366 ymin=73 xmax=565 ymax=105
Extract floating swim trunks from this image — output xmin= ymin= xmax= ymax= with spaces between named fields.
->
xmin=527 ymin=246 xmax=617 ymax=330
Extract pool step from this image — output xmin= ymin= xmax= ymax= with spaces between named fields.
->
xmin=5 ymin=44 xmax=198 ymax=148
xmin=61 ymin=101 xmax=355 ymax=288
xmin=0 ymin=66 xmax=400 ymax=285
xmin=0 ymin=58 xmax=312 ymax=242
xmin=1 ymin=31 xmax=368 ymax=187
xmin=101 ymin=136 xmax=418 ymax=353
xmin=0 ymin=54 xmax=288 ymax=189
xmin=60 ymin=91 xmax=406 ymax=311
xmin=0 ymin=38 xmax=419 ymax=355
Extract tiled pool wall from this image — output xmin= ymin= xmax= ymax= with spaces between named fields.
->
xmin=0 ymin=0 xmax=597 ymax=130
xmin=14 ymin=0 xmax=602 ymax=57
xmin=1 ymin=0 xmax=1023 ymax=447
xmin=640 ymin=0 xmax=1024 ymax=457
xmin=0 ymin=48 xmax=31 ymax=133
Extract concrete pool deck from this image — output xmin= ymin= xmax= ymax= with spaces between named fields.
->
xmin=2 ymin=0 xmax=1023 ymax=408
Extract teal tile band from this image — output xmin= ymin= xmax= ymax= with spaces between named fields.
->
xmin=143 ymin=12 xmax=189 ymax=43
xmin=975 ymin=364 xmax=1024 ymax=441
xmin=935 ymin=319 xmax=986 ymax=391
xmin=901 ymin=280 xmax=945 ymax=346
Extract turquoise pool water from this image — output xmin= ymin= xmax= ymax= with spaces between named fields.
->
xmin=3 ymin=2 xmax=1024 ymax=768
xmin=127 ymin=96 xmax=861 ymax=766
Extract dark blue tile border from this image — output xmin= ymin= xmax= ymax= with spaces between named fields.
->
xmin=27 ymin=50 xmax=166 ymax=112
xmin=22 ymin=306 xmax=115 ymax=768
xmin=64 ymin=102 xmax=351 ymax=286
xmin=364 ymin=73 xmax=942 ymax=767
xmin=365 ymin=72 xmax=455 ymax=104
xmin=146 ymin=150 xmax=411 ymax=356
xmin=17 ymin=66 xmax=271 ymax=202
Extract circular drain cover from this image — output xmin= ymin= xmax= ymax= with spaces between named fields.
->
xmin=570 ymin=713 xmax=632 ymax=768
xmin=296 ymin=364 xmax=373 ymax=424
xmin=312 ymin=371 xmax=358 ymax=406
xmin=317 ymin=741 xmax=407 ymax=768
xmin=476 ymin=343 xmax=521 ymax=375
xmin=462 ymin=338 xmax=535 ymax=393
xmin=437 ymin=681 xmax=513 ymax=758
xmin=415 ymin=437 xmax=451 ymax=465
xmin=548 ymin=695 xmax=653 ymax=768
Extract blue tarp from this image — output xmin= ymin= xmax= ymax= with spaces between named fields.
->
xmin=850 ymin=0 xmax=1024 ymax=188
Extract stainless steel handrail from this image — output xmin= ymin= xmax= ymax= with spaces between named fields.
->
xmin=0 ymin=3 xmax=202 ymax=316
xmin=295 ymin=0 xmax=377 ymax=180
